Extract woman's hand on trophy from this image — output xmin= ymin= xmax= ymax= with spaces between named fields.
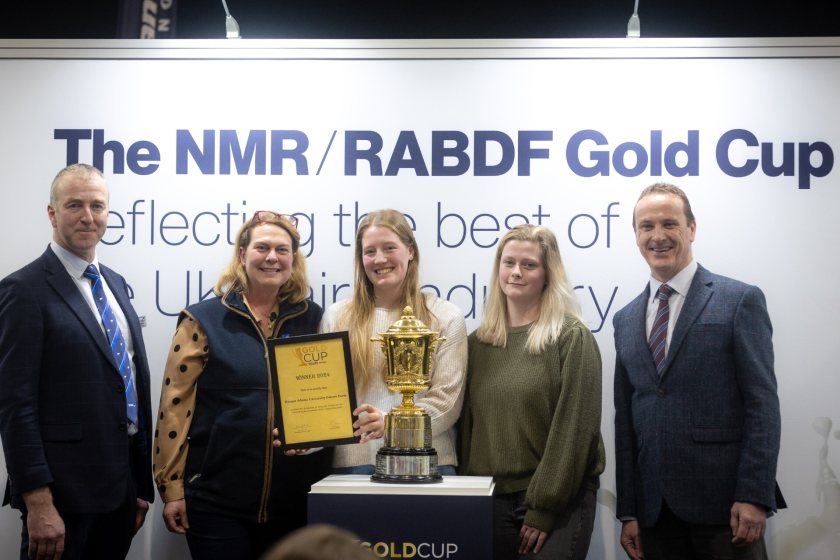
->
xmin=353 ymin=403 xmax=385 ymax=443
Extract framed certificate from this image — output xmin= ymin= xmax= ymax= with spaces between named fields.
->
xmin=268 ymin=331 xmax=359 ymax=450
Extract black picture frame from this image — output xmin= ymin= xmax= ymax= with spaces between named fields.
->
xmin=267 ymin=331 xmax=359 ymax=450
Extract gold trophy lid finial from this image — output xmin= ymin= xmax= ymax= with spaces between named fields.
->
xmin=383 ymin=306 xmax=433 ymax=335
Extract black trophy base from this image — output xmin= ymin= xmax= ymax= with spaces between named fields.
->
xmin=371 ymin=447 xmax=443 ymax=484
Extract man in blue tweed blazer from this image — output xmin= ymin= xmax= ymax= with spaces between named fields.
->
xmin=613 ymin=183 xmax=782 ymax=559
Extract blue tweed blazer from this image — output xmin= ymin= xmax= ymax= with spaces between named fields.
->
xmin=613 ymin=264 xmax=781 ymax=526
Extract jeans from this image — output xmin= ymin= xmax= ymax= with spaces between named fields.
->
xmin=493 ymin=487 xmax=596 ymax=560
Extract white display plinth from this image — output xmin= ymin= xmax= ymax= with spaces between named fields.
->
xmin=310 ymin=474 xmax=494 ymax=495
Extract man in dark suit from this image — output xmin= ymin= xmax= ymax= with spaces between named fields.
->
xmin=0 ymin=164 xmax=154 ymax=559
xmin=613 ymin=183 xmax=782 ymax=560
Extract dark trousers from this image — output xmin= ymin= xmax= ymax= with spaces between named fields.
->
xmin=493 ymin=487 xmax=596 ymax=560
xmin=18 ymin=488 xmax=137 ymax=560
xmin=641 ymin=502 xmax=768 ymax=560
xmin=185 ymin=509 xmax=301 ymax=560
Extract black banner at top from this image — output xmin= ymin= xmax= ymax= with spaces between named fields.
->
xmin=118 ymin=0 xmax=177 ymax=39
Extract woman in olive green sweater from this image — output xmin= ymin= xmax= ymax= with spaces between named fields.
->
xmin=461 ymin=224 xmax=605 ymax=560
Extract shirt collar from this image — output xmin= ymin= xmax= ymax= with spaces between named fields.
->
xmin=50 ymin=240 xmax=100 ymax=279
xmin=648 ymin=259 xmax=697 ymax=302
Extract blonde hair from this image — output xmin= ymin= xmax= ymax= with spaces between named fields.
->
xmin=214 ymin=213 xmax=309 ymax=304
xmin=339 ymin=209 xmax=432 ymax=391
xmin=475 ymin=224 xmax=581 ymax=353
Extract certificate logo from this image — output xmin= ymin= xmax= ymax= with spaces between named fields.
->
xmin=294 ymin=343 xmax=329 ymax=366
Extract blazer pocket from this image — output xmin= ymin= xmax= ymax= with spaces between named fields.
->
xmin=41 ymin=423 xmax=83 ymax=442
xmin=691 ymin=426 xmax=742 ymax=443
xmin=690 ymin=322 xmax=728 ymax=333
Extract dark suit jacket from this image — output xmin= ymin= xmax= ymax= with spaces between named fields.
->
xmin=0 ymin=246 xmax=154 ymax=512
xmin=613 ymin=264 xmax=781 ymax=527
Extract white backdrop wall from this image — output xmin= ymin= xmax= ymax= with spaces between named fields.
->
xmin=1 ymin=38 xmax=839 ymax=559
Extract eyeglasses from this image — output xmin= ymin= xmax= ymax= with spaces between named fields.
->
xmin=251 ymin=211 xmax=298 ymax=228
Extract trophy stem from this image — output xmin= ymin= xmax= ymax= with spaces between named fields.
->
xmin=399 ymin=392 xmax=418 ymax=410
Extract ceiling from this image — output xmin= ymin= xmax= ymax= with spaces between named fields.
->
xmin=2 ymin=0 xmax=837 ymax=40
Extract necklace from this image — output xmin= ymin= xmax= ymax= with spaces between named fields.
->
xmin=245 ymin=295 xmax=279 ymax=335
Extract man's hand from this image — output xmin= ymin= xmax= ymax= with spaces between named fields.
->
xmin=134 ymin=498 xmax=150 ymax=534
xmin=620 ymin=520 xmax=644 ymax=560
xmin=23 ymin=486 xmax=65 ymax=560
xmin=730 ymin=501 xmax=766 ymax=546
xmin=162 ymin=499 xmax=190 ymax=534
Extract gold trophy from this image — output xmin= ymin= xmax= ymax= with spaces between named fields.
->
xmin=370 ymin=306 xmax=445 ymax=483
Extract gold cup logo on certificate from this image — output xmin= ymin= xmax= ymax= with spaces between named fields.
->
xmin=370 ymin=306 xmax=445 ymax=483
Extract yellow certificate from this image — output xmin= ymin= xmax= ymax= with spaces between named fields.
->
xmin=268 ymin=331 xmax=358 ymax=449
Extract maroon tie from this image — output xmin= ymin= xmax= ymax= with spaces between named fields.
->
xmin=648 ymin=284 xmax=674 ymax=374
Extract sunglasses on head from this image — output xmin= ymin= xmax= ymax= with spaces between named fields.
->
xmin=250 ymin=210 xmax=298 ymax=228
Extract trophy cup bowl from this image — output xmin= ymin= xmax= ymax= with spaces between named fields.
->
xmin=370 ymin=306 xmax=445 ymax=483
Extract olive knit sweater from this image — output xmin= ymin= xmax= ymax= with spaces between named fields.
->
xmin=460 ymin=315 xmax=606 ymax=532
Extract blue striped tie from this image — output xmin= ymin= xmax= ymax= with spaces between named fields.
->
xmin=648 ymin=284 xmax=674 ymax=375
xmin=83 ymin=264 xmax=139 ymax=425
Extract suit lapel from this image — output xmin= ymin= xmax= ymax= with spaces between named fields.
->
xmin=660 ymin=265 xmax=713 ymax=377
xmin=43 ymin=249 xmax=117 ymax=369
